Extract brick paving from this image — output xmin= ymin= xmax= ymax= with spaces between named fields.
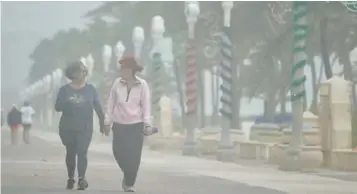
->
xmin=1 ymin=130 xmax=286 ymax=194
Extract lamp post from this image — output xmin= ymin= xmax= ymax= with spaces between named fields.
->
xmin=101 ymin=44 xmax=115 ymax=116
xmin=80 ymin=56 xmax=87 ymax=66
xmin=52 ymin=68 xmax=63 ymax=127
xmin=54 ymin=68 xmax=63 ymax=89
xmin=114 ymin=41 xmax=126 ymax=67
xmin=279 ymin=2 xmax=308 ymax=171
xmin=243 ymin=58 xmax=252 ymax=66
xmin=86 ymin=54 xmax=95 ymax=79
xmin=102 ymin=45 xmax=112 ymax=73
xmin=43 ymin=75 xmax=52 ymax=130
xmin=217 ymin=1 xmax=235 ymax=161
xmin=151 ymin=15 xmax=165 ymax=134
xmin=133 ymin=26 xmax=145 ymax=62
xmin=51 ymin=71 xmax=57 ymax=127
xmin=182 ymin=1 xmax=200 ymax=156
xmin=35 ymin=80 xmax=44 ymax=127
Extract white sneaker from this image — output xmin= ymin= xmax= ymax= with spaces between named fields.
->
xmin=122 ymin=180 xmax=128 ymax=191
xmin=125 ymin=186 xmax=135 ymax=192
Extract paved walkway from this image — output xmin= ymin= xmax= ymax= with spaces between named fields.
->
xmin=1 ymin=129 xmax=356 ymax=194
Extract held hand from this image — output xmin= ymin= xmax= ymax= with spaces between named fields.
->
xmin=102 ymin=125 xmax=111 ymax=136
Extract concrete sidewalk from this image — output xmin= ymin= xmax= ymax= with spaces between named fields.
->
xmin=2 ymin=129 xmax=356 ymax=194
xmin=1 ymin=129 xmax=284 ymax=194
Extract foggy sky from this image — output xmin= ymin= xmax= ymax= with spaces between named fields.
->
xmin=1 ymin=1 xmax=101 ymax=91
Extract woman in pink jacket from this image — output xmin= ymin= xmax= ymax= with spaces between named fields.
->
xmin=103 ymin=55 xmax=152 ymax=192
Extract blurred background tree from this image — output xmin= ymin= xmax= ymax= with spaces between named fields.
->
xmin=27 ymin=2 xmax=357 ymax=134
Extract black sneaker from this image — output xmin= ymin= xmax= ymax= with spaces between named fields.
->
xmin=77 ymin=179 xmax=89 ymax=190
xmin=66 ymin=179 xmax=75 ymax=190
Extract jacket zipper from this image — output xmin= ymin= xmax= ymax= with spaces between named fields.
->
xmin=125 ymin=86 xmax=132 ymax=102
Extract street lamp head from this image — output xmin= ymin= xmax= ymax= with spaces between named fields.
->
xmin=222 ymin=1 xmax=234 ymax=27
xmin=86 ymin=54 xmax=94 ymax=67
xmin=185 ymin=2 xmax=200 ymax=38
xmin=151 ymin=15 xmax=165 ymax=35
xmin=115 ymin=41 xmax=125 ymax=57
xmin=186 ymin=2 xmax=200 ymax=18
xmin=102 ymin=44 xmax=113 ymax=72
xmin=52 ymin=71 xmax=56 ymax=78
xmin=86 ymin=54 xmax=95 ymax=77
xmin=45 ymin=75 xmax=51 ymax=84
xmin=102 ymin=45 xmax=113 ymax=60
xmin=243 ymin=58 xmax=252 ymax=66
xmin=132 ymin=26 xmax=145 ymax=44
xmin=222 ymin=2 xmax=234 ymax=12
xmin=44 ymin=75 xmax=51 ymax=92
xmin=80 ymin=56 xmax=87 ymax=66
xmin=56 ymin=68 xmax=62 ymax=77
xmin=53 ymin=69 xmax=63 ymax=85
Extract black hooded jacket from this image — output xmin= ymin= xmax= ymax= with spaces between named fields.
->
xmin=7 ymin=108 xmax=22 ymax=126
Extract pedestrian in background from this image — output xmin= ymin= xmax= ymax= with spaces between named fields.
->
xmin=103 ymin=55 xmax=153 ymax=192
xmin=55 ymin=61 xmax=104 ymax=190
xmin=7 ymin=104 xmax=22 ymax=145
xmin=20 ymin=101 xmax=35 ymax=144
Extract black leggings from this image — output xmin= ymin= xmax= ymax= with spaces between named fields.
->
xmin=59 ymin=130 xmax=92 ymax=179
xmin=112 ymin=122 xmax=144 ymax=187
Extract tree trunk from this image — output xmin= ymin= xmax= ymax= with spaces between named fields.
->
xmin=173 ymin=58 xmax=186 ymax=128
xmin=320 ymin=17 xmax=333 ymax=79
xmin=318 ymin=59 xmax=324 ymax=83
xmin=264 ymin=91 xmax=277 ymax=123
xmin=309 ymin=56 xmax=319 ymax=114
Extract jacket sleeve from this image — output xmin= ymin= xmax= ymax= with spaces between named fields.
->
xmin=140 ymin=80 xmax=151 ymax=125
xmin=91 ymin=85 xmax=105 ymax=130
xmin=55 ymin=86 xmax=68 ymax=112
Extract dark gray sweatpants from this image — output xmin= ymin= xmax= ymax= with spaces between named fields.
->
xmin=112 ymin=122 xmax=144 ymax=187
xmin=59 ymin=129 xmax=92 ymax=179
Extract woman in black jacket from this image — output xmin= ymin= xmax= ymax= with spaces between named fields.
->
xmin=55 ymin=61 xmax=104 ymax=190
xmin=7 ymin=105 xmax=22 ymax=145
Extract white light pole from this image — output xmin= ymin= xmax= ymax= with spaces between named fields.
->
xmin=102 ymin=45 xmax=113 ymax=73
xmin=86 ymin=54 xmax=95 ymax=78
xmin=54 ymin=68 xmax=63 ymax=89
xmin=35 ymin=80 xmax=44 ymax=126
xmin=101 ymin=44 xmax=117 ymax=121
xmin=216 ymin=1 xmax=235 ymax=161
xmin=182 ymin=1 xmax=200 ymax=156
xmin=80 ymin=56 xmax=87 ymax=66
xmin=52 ymin=69 xmax=63 ymax=127
xmin=43 ymin=75 xmax=52 ymax=130
xmin=151 ymin=16 xmax=165 ymax=48
xmin=243 ymin=58 xmax=252 ymax=66
xmin=114 ymin=41 xmax=126 ymax=68
xmin=151 ymin=15 xmax=165 ymax=136
xmin=133 ymin=26 xmax=145 ymax=61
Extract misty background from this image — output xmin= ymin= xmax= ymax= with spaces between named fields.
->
xmin=1 ymin=1 xmax=101 ymax=107
xmin=1 ymin=2 xmax=356 ymax=126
